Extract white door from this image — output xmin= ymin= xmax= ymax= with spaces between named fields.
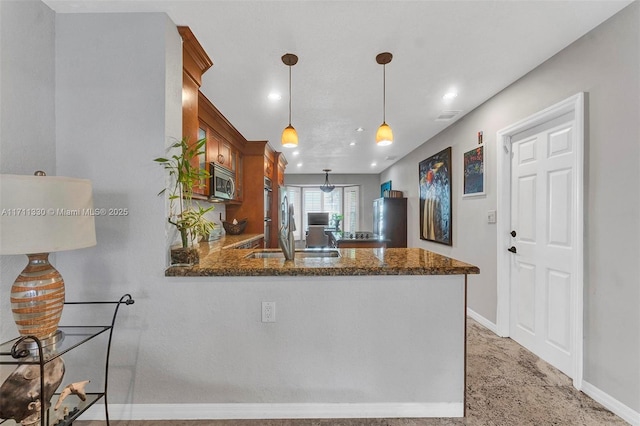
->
xmin=508 ymin=110 xmax=577 ymax=377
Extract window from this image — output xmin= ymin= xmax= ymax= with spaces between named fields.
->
xmin=343 ymin=186 xmax=359 ymax=232
xmin=285 ymin=185 xmax=360 ymax=240
xmin=302 ymin=188 xmax=342 ymax=230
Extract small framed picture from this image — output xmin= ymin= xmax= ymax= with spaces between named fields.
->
xmin=462 ymin=145 xmax=485 ymax=197
xmin=381 ymin=180 xmax=392 ymax=197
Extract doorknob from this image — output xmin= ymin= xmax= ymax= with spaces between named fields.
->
xmin=510 ymin=230 xmax=517 ymax=237
xmin=508 ymin=246 xmax=517 ymax=254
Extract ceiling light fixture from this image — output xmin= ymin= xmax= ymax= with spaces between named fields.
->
xmin=376 ymin=52 xmax=393 ymax=146
xmin=320 ymin=169 xmax=335 ymax=193
xmin=268 ymin=92 xmax=282 ymax=101
xmin=281 ymin=53 xmax=299 ymax=148
xmin=443 ymin=91 xmax=458 ymax=100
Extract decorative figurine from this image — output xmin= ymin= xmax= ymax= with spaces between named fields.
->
xmin=0 ymin=356 xmax=65 ymax=425
xmin=54 ymin=380 xmax=90 ymax=410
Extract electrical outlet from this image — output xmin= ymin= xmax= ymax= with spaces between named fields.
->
xmin=262 ymin=301 xmax=276 ymax=323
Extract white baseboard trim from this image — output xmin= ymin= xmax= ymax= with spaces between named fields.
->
xmin=82 ymin=402 xmax=464 ymax=420
xmin=466 ymin=308 xmax=498 ymax=334
xmin=582 ymin=381 xmax=640 ymax=425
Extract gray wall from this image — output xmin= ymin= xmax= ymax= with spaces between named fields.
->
xmin=51 ymin=10 xmax=181 ymax=404
xmin=284 ymin=173 xmax=381 ymax=231
xmin=0 ymin=0 xmax=56 ymax=340
xmin=381 ymin=1 xmax=639 ymax=413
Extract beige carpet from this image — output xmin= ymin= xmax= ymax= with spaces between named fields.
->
xmin=76 ymin=319 xmax=626 ymax=426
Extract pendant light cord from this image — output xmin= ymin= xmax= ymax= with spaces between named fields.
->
xmin=288 ymin=65 xmax=292 ymax=126
xmin=382 ymin=63 xmax=386 ymax=123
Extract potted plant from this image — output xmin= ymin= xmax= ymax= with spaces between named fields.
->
xmin=154 ymin=137 xmax=216 ymax=264
xmin=331 ymin=213 xmax=344 ymax=232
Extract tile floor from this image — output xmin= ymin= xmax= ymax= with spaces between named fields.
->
xmin=76 ymin=319 xmax=627 ymax=426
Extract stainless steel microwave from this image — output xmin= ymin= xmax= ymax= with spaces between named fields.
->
xmin=210 ymin=163 xmax=235 ymax=200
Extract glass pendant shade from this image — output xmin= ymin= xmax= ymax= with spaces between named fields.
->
xmin=320 ymin=169 xmax=335 ymax=193
xmin=376 ymin=122 xmax=393 ymax=146
xmin=282 ymin=124 xmax=298 ymax=148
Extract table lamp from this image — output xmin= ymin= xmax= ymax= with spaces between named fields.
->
xmin=0 ymin=172 xmax=96 ymax=347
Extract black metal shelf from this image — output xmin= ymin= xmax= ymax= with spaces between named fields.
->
xmin=0 ymin=294 xmax=134 ymax=426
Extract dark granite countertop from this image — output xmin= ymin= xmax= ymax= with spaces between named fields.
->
xmin=329 ymin=231 xmax=390 ymax=242
xmin=166 ymin=246 xmax=479 ymax=277
xmin=202 ymin=233 xmax=264 ymax=251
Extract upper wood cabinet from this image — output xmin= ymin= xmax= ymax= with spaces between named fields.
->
xmin=177 ymin=26 xmax=285 ymax=217
xmin=178 ymin=26 xmax=213 ymax=196
xmin=198 ymin=91 xmax=246 ymax=202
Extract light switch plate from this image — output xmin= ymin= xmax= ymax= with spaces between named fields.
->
xmin=487 ymin=210 xmax=497 ymax=224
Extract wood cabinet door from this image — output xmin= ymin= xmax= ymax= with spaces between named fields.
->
xmin=234 ymin=151 xmax=243 ymax=202
xmin=217 ymin=140 xmax=233 ymax=170
xmin=193 ymin=126 xmax=209 ymax=196
xmin=202 ymin=124 xmax=218 ymax=174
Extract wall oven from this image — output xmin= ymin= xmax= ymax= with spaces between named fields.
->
xmin=210 ymin=163 xmax=235 ymax=200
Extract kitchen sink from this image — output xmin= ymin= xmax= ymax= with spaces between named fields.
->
xmin=245 ymin=249 xmax=340 ymax=259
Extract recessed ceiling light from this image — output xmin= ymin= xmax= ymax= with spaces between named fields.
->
xmin=297 ymin=162 xmax=303 ymax=167
xmin=356 ymin=127 xmax=364 ymax=132
xmin=443 ymin=92 xmax=458 ymax=100
xmin=292 ymin=150 xmax=299 ymax=156
xmin=268 ymin=92 xmax=282 ymax=101
xmin=371 ymin=162 xmax=377 ymax=167
xmin=350 ymin=142 xmax=356 ymax=146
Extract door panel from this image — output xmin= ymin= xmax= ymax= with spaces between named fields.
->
xmin=519 ymin=138 xmax=537 ymax=163
xmin=517 ymin=175 xmax=537 ymax=243
xmin=548 ymin=169 xmax=572 ymax=247
xmin=548 ymin=127 xmax=573 ymax=157
xmin=546 ymin=269 xmax=571 ymax=353
xmin=515 ymin=262 xmax=536 ymax=335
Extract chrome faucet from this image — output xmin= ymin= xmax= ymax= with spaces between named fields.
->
xmin=278 ymin=200 xmax=296 ymax=260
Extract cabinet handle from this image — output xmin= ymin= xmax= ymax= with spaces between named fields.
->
xmin=510 ymin=230 xmax=517 ymax=237
xmin=507 ymin=246 xmax=517 ymax=254
xmin=218 ymin=154 xmax=225 ymax=164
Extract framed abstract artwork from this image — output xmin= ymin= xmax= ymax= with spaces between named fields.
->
xmin=463 ymin=145 xmax=485 ymax=197
xmin=419 ymin=147 xmax=452 ymax=246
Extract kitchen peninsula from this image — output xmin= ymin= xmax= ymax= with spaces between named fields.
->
xmin=167 ymin=244 xmax=478 ymax=277
xmin=166 ymin=243 xmax=479 ymax=419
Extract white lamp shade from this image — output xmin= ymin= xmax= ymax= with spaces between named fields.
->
xmin=0 ymin=174 xmax=97 ymax=255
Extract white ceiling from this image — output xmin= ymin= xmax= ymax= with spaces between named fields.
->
xmin=44 ymin=0 xmax=632 ymax=174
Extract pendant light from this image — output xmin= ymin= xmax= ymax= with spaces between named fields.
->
xmin=376 ymin=52 xmax=393 ymax=146
xmin=320 ymin=169 xmax=335 ymax=193
xmin=281 ymin=53 xmax=299 ymax=148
